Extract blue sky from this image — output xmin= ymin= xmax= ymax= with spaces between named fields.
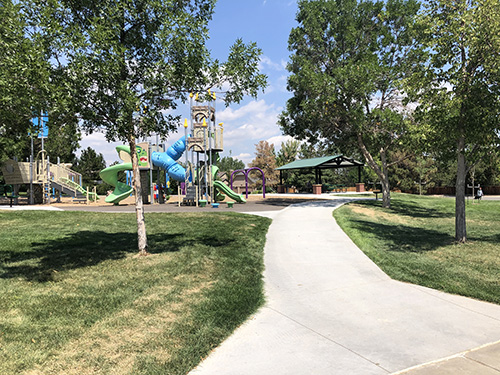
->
xmin=79 ymin=0 xmax=299 ymax=166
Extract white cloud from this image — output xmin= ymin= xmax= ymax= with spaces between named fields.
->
xmin=259 ymin=55 xmax=286 ymax=72
xmin=218 ymin=99 xmax=275 ymax=122
xmin=220 ymin=100 xmax=283 ymax=148
xmin=266 ymin=134 xmax=295 ymax=150
xmin=233 ymin=152 xmax=253 ymax=166
xmin=77 ymin=98 xmax=287 ymax=170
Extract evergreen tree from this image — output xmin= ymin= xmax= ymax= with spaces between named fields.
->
xmin=73 ymin=147 xmax=107 ymax=188
xmin=218 ymin=155 xmax=245 ymax=175
xmin=276 ymin=139 xmax=300 ymax=167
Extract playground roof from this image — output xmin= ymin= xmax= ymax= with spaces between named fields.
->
xmin=276 ymin=155 xmax=364 ymax=171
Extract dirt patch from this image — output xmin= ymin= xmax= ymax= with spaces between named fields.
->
xmin=349 ymin=204 xmax=410 ymax=225
xmin=23 ymin=260 xmax=215 ymax=375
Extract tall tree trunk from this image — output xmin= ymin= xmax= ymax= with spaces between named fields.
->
xmin=455 ymin=135 xmax=467 ymax=243
xmin=129 ymin=134 xmax=148 ymax=255
xmin=357 ymin=132 xmax=391 ymax=208
xmin=380 ymin=149 xmax=391 ymax=208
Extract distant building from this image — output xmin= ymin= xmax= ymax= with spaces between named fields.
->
xmin=230 ymin=172 xmax=260 ymax=195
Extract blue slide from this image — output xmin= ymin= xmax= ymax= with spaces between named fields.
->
xmin=151 ymin=136 xmax=188 ymax=181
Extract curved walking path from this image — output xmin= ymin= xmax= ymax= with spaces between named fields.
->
xmin=191 ymin=199 xmax=500 ymax=374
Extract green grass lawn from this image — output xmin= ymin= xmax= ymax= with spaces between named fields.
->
xmin=0 ymin=211 xmax=271 ymax=375
xmin=334 ymin=193 xmax=500 ymax=305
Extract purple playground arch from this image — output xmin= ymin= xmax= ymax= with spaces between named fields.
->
xmin=230 ymin=167 xmax=266 ymax=199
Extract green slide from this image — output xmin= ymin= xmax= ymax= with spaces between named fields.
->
xmin=214 ymin=180 xmax=246 ymax=203
xmin=100 ymin=163 xmax=133 ymax=204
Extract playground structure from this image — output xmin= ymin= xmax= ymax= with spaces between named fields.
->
xmin=100 ymin=92 xmax=247 ymax=206
xmin=1 ymin=150 xmax=98 ymax=205
xmin=230 ymin=167 xmax=266 ymax=199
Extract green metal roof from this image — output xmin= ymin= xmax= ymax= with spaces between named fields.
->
xmin=276 ymin=155 xmax=364 ymax=171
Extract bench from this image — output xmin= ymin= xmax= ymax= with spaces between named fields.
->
xmin=373 ymin=190 xmax=382 ymax=200
xmin=0 ymin=184 xmax=19 ymax=207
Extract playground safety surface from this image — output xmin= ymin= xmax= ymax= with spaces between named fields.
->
xmin=48 ymin=194 xmax=326 ymax=213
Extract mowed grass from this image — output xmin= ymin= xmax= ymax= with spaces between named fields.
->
xmin=0 ymin=211 xmax=271 ymax=375
xmin=334 ymin=193 xmax=500 ymax=304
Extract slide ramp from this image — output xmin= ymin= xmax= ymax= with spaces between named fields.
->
xmin=99 ymin=163 xmax=133 ymax=204
xmin=214 ymin=180 xmax=246 ymax=203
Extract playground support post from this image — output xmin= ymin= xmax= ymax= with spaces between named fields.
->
xmin=149 ymin=143 xmax=154 ymax=204
xmin=46 ymin=155 xmax=51 ymax=204
xmin=29 ymin=154 xmax=34 ymax=205
xmin=230 ymin=167 xmax=266 ymax=199
xmin=203 ymin=123 xmax=208 ymax=201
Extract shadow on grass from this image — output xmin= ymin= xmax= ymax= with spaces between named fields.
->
xmin=348 ymin=219 xmax=454 ymax=252
xmin=0 ymin=230 xmax=234 ymax=282
xmin=468 ymin=232 xmax=500 ymax=245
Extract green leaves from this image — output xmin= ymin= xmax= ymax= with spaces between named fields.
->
xmin=408 ymin=0 xmax=500 ymax=159
xmin=26 ymin=0 xmax=267 ymax=144
xmin=281 ymin=0 xmax=422 ymax=153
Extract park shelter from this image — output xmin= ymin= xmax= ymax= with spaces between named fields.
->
xmin=276 ymin=155 xmax=365 ymax=194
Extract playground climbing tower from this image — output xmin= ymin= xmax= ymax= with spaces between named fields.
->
xmin=183 ymin=92 xmax=225 ymax=204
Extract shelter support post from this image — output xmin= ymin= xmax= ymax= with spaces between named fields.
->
xmin=356 ymin=166 xmax=365 ymax=192
xmin=313 ymin=168 xmax=322 ymax=194
xmin=278 ymin=170 xmax=285 ymax=193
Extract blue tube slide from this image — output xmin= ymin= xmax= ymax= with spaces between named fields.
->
xmin=151 ymin=136 xmax=188 ymax=181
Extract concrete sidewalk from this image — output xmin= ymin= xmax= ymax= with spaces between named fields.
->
xmin=190 ymin=199 xmax=500 ymax=374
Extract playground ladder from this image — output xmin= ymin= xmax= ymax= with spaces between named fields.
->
xmin=43 ymin=180 xmax=50 ymax=204
xmin=183 ymin=185 xmax=197 ymax=206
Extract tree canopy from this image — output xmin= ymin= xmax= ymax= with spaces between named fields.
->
xmin=405 ymin=0 xmax=500 ymax=242
xmin=217 ymin=154 xmax=245 ymax=175
xmin=27 ymin=0 xmax=267 ymax=254
xmin=250 ymin=140 xmax=278 ymax=185
xmin=276 ymin=139 xmax=300 ymax=167
xmin=0 ymin=0 xmax=81 ymax=166
xmin=280 ymin=0 xmax=423 ymax=207
xmin=73 ymin=147 xmax=107 ymax=187
xmin=0 ymin=1 xmax=50 ymax=161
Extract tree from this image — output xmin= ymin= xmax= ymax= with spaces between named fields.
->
xmin=279 ymin=0 xmax=423 ymax=208
xmin=388 ymin=151 xmax=438 ymax=194
xmin=73 ymin=147 xmax=107 ymax=187
xmin=35 ymin=0 xmax=267 ymax=255
xmin=0 ymin=1 xmax=81 ymax=165
xmin=250 ymin=140 xmax=278 ymax=186
xmin=0 ymin=1 xmax=50 ymax=162
xmin=406 ymin=0 xmax=500 ymax=242
xmin=218 ymin=154 xmax=245 ymax=175
xmin=276 ymin=139 xmax=300 ymax=167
